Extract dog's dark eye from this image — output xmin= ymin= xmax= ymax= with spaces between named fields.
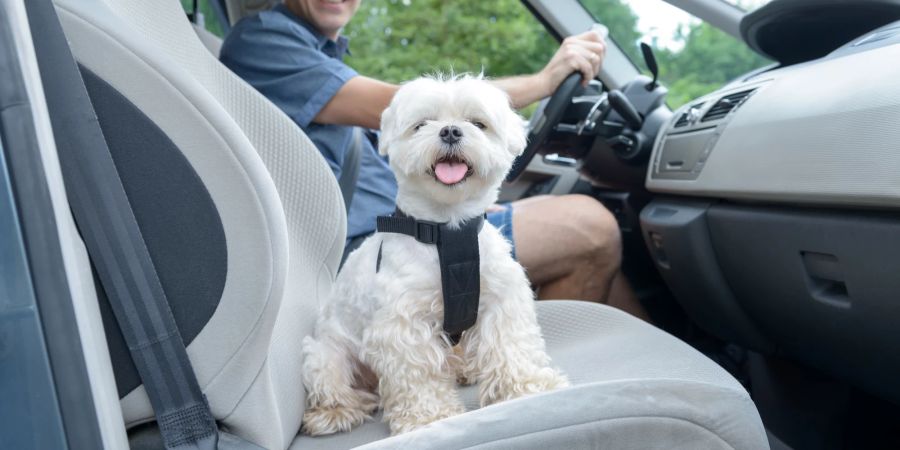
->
xmin=470 ymin=120 xmax=487 ymax=130
xmin=413 ymin=121 xmax=427 ymax=132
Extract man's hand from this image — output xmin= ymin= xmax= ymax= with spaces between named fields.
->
xmin=493 ymin=30 xmax=607 ymax=109
xmin=538 ymin=30 xmax=607 ymax=93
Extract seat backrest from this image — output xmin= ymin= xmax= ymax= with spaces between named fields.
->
xmin=192 ymin=23 xmax=223 ymax=57
xmin=53 ymin=0 xmax=346 ymax=448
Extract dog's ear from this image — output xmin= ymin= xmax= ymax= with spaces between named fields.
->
xmin=505 ymin=109 xmax=528 ymax=156
xmin=378 ymin=105 xmax=396 ymax=156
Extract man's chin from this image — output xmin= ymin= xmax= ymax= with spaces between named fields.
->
xmin=309 ymin=9 xmax=354 ymax=31
xmin=315 ymin=1 xmax=353 ymax=17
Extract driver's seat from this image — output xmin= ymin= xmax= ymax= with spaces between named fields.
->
xmin=52 ymin=0 xmax=769 ymax=448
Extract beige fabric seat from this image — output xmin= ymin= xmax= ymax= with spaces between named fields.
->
xmin=53 ymin=0 xmax=769 ymax=448
xmin=294 ymin=301 xmax=767 ymax=450
xmin=193 ymin=23 xmax=223 ymax=57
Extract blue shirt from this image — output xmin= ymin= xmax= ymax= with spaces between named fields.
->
xmin=220 ymin=4 xmax=397 ymax=242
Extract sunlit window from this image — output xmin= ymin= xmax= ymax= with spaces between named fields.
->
xmin=344 ymin=1 xmax=555 ymax=84
xmin=580 ymin=0 xmax=771 ymax=108
xmin=343 ymin=0 xmax=557 ymax=116
xmin=180 ymin=0 xmax=225 ymax=37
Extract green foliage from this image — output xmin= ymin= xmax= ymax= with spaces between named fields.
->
xmin=579 ymin=0 xmax=643 ymax=64
xmin=342 ymin=0 xmax=557 ymax=83
xmin=181 ymin=0 xmax=224 ymax=37
xmin=654 ymin=23 xmax=770 ymax=107
xmin=579 ymin=1 xmax=770 ymax=108
xmin=204 ymin=0 xmax=770 ymax=111
xmin=343 ymin=0 xmax=769 ymax=110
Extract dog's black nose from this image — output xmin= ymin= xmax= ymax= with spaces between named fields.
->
xmin=439 ymin=125 xmax=463 ymax=144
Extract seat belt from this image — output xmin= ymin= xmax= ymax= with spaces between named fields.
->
xmin=25 ymin=1 xmax=247 ymax=448
xmin=338 ymin=127 xmax=363 ymax=214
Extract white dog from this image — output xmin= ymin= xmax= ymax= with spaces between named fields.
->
xmin=301 ymin=76 xmax=568 ymax=436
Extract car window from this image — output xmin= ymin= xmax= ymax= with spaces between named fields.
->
xmin=342 ymin=0 xmax=557 ymax=116
xmin=580 ymin=0 xmax=771 ymax=108
xmin=181 ymin=0 xmax=225 ymax=37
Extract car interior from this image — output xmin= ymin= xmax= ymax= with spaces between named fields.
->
xmin=2 ymin=0 xmax=900 ymax=449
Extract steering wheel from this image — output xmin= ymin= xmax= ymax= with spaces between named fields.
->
xmin=506 ymin=72 xmax=583 ymax=182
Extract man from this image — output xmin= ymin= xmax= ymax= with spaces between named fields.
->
xmin=220 ymin=0 xmax=646 ymax=316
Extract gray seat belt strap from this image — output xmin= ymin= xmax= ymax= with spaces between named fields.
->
xmin=26 ymin=1 xmax=219 ymax=448
xmin=338 ymin=127 xmax=363 ymax=214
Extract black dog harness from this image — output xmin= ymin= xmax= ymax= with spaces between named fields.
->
xmin=376 ymin=209 xmax=484 ymax=345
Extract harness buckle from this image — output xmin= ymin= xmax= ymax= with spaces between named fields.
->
xmin=415 ymin=221 xmax=439 ymax=244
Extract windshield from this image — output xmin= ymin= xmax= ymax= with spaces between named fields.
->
xmin=580 ymin=0 xmax=771 ymax=108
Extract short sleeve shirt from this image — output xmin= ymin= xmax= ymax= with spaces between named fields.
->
xmin=220 ymin=4 xmax=397 ymax=241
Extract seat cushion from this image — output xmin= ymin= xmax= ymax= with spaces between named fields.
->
xmin=290 ymin=301 xmax=768 ymax=450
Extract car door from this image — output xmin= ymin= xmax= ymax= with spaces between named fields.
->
xmin=0 ymin=0 xmax=124 ymax=448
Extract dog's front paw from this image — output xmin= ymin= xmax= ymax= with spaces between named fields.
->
xmin=301 ymin=388 xmax=378 ymax=436
xmin=482 ymin=367 xmax=569 ymax=406
xmin=388 ymin=404 xmax=465 ymax=435
xmin=302 ymin=404 xmax=372 ymax=436
xmin=450 ymin=345 xmax=476 ymax=386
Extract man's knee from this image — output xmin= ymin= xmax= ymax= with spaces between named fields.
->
xmin=563 ymin=194 xmax=622 ymax=268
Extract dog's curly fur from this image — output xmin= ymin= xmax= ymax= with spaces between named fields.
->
xmin=301 ymin=76 xmax=568 ymax=436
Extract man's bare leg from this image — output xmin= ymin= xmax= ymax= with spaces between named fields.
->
xmin=510 ymin=194 xmax=649 ymax=320
xmin=606 ymin=272 xmax=650 ymax=321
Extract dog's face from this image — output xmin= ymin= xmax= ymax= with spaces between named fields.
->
xmin=379 ymin=76 xmax=527 ymax=221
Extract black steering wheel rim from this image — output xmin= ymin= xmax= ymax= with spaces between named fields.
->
xmin=506 ymin=72 xmax=583 ymax=182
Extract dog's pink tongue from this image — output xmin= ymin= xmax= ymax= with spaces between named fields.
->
xmin=434 ymin=161 xmax=468 ymax=185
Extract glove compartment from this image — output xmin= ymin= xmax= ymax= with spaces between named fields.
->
xmin=707 ymin=204 xmax=900 ymax=402
xmin=640 ymin=200 xmax=771 ymax=351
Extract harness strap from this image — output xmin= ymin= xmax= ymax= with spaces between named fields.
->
xmin=376 ymin=210 xmax=484 ymax=345
xmin=376 ymin=214 xmax=440 ymax=244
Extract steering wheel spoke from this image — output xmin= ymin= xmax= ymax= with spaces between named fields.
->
xmin=506 ymin=72 xmax=584 ymax=182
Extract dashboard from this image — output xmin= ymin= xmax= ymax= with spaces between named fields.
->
xmin=638 ymin=19 xmax=900 ymax=405
xmin=647 ymin=20 xmax=900 ymax=209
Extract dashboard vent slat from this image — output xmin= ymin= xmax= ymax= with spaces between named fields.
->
xmin=674 ymin=102 xmax=704 ymax=128
xmin=701 ymin=89 xmax=755 ymax=122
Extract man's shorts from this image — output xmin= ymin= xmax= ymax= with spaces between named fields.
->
xmin=486 ymin=202 xmax=516 ymax=260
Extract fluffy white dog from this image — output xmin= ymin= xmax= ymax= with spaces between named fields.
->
xmin=301 ymin=76 xmax=568 ymax=436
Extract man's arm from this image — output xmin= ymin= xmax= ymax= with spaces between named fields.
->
xmin=315 ymin=76 xmax=399 ymax=130
xmin=313 ymin=30 xmax=606 ymax=128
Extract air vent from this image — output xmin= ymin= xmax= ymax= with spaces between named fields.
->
xmin=673 ymin=102 xmax=704 ymax=128
xmin=701 ymin=89 xmax=755 ymax=122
